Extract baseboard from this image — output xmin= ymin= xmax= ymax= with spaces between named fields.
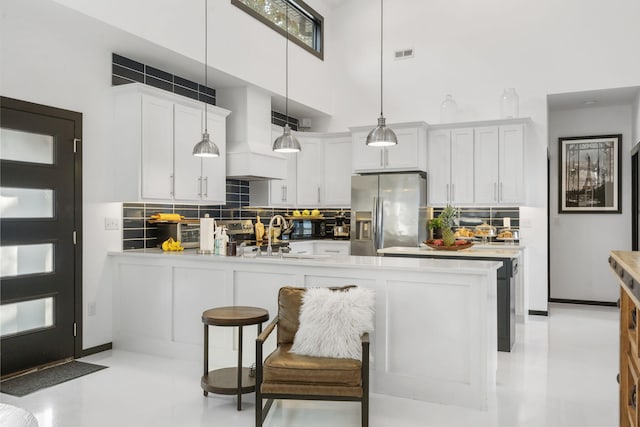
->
xmin=78 ymin=342 xmax=112 ymax=358
xmin=528 ymin=310 xmax=548 ymax=316
xmin=549 ymin=298 xmax=617 ymax=307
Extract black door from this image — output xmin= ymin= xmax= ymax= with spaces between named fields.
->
xmin=0 ymin=97 xmax=82 ymax=376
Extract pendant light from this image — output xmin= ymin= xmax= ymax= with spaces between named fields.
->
xmin=366 ymin=0 xmax=397 ymax=147
xmin=273 ymin=1 xmax=301 ymax=153
xmin=193 ymin=0 xmax=220 ymax=158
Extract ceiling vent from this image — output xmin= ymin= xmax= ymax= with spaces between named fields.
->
xmin=394 ymin=48 xmax=414 ymax=60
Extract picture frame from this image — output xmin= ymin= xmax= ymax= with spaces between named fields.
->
xmin=558 ymin=134 xmax=622 ymax=213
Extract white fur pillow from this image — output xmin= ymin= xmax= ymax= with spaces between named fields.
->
xmin=290 ymin=287 xmax=375 ymax=360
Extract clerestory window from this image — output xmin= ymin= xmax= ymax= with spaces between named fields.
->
xmin=232 ymin=0 xmax=324 ymax=60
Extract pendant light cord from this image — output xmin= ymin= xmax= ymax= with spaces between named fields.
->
xmin=285 ymin=2 xmax=289 ymax=123
xmin=204 ymin=0 xmax=208 ymax=133
xmin=380 ymin=0 xmax=383 ymax=117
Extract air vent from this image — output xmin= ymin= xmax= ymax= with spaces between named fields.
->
xmin=394 ymin=48 xmax=414 ymax=60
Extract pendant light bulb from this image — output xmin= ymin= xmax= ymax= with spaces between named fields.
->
xmin=272 ymin=1 xmax=301 ymax=153
xmin=366 ymin=0 xmax=397 ymax=148
xmin=193 ymin=0 xmax=220 ymax=158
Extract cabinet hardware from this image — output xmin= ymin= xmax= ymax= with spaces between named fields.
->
xmin=170 ymin=174 xmax=174 ymax=196
xmin=630 ymin=384 xmax=637 ymax=409
xmin=446 ymin=184 xmax=450 ymax=201
xmin=451 ymin=184 xmax=455 ymax=201
xmin=73 ymin=231 xmax=77 ymax=245
xmin=198 ymin=177 xmax=203 ymax=197
xmin=500 ymin=182 xmax=504 ymax=201
xmin=283 ymin=185 xmax=287 ymax=202
xmin=73 ymin=322 xmax=77 ymax=337
xmin=73 ymin=138 xmax=80 ymax=153
xmin=317 ymin=187 xmax=321 ymax=203
xmin=493 ymin=183 xmax=498 ymax=201
xmin=384 ymin=149 xmax=389 ymax=167
xmin=325 ymin=249 xmax=340 ymax=253
xmin=204 ymin=176 xmax=208 ymax=198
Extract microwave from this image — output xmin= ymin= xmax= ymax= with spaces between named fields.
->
xmin=156 ymin=221 xmax=200 ymax=248
xmin=289 ymin=218 xmax=326 ymax=240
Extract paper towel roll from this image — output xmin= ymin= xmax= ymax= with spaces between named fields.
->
xmin=200 ymin=218 xmax=215 ymax=253
xmin=503 ymin=217 xmax=511 ymax=228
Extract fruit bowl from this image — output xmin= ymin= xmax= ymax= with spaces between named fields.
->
xmin=424 ymin=239 xmax=474 ymax=251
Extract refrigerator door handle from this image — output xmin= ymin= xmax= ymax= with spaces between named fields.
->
xmin=372 ymin=196 xmax=378 ymax=246
xmin=378 ymin=197 xmax=384 ymax=250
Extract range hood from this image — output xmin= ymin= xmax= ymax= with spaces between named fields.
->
xmin=217 ymin=86 xmax=286 ymax=180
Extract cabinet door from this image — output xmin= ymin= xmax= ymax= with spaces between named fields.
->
xmin=352 ymin=132 xmax=383 ymax=172
xmin=201 ymin=112 xmax=227 ymax=203
xmin=296 ymin=138 xmax=324 ymax=206
xmin=315 ymin=241 xmax=350 ymax=256
xmin=173 ymin=103 xmax=204 ymax=201
xmin=498 ymin=124 xmax=524 ymax=204
xmin=141 ymin=95 xmax=174 ymax=200
xmin=385 ymin=127 xmax=418 ymax=170
xmin=450 ymin=128 xmax=475 ymax=205
xmin=323 ymin=137 xmax=352 ymax=206
xmin=427 ymin=129 xmax=452 ymax=205
xmin=474 ymin=126 xmax=500 ymax=204
xmin=270 ymin=154 xmax=297 ymax=206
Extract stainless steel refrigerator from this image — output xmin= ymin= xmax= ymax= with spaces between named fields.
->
xmin=350 ymin=173 xmax=427 ymax=256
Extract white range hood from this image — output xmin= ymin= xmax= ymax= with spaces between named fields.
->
xmin=217 ymin=86 xmax=286 ymax=180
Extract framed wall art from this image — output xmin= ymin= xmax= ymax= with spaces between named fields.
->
xmin=559 ymin=134 xmax=621 ymax=213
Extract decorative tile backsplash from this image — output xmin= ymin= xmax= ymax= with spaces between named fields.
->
xmin=122 ymin=179 xmax=350 ymax=250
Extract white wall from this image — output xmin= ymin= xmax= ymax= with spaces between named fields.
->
xmin=1 ymin=0 xmax=123 ymax=349
xmin=50 ymin=0 xmax=337 ymax=117
xmin=548 ymin=105 xmax=633 ymax=302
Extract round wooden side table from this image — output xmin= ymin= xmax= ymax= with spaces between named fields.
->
xmin=201 ymin=306 xmax=269 ymax=410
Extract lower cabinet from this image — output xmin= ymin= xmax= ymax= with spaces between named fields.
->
xmin=288 ymin=240 xmax=350 ymax=256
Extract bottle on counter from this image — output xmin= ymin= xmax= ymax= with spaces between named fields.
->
xmin=220 ymin=228 xmax=229 ymax=256
xmin=255 ymin=216 xmax=265 ymax=241
xmin=214 ymin=227 xmax=221 ymax=255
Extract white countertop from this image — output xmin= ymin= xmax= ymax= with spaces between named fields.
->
xmin=378 ymin=246 xmax=520 ymax=259
xmin=109 ymin=248 xmax=501 ymax=275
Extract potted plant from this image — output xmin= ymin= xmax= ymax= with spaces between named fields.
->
xmin=427 ymin=217 xmax=444 ymax=239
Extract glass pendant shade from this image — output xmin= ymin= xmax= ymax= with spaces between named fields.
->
xmin=366 ymin=116 xmax=397 ymax=147
xmin=192 ymin=132 xmax=219 ymax=157
xmin=273 ymin=124 xmax=301 ymax=153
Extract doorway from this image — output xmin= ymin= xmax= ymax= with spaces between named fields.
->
xmin=0 ymin=97 xmax=83 ymax=376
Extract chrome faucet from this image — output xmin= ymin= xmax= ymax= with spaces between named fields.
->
xmin=267 ymin=214 xmax=286 ymax=256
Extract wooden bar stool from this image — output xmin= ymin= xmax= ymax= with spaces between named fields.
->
xmin=201 ymin=306 xmax=269 ymax=410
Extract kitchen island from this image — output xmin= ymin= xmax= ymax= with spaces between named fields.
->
xmin=378 ymin=246 xmax=521 ymax=352
xmin=109 ymin=249 xmax=500 ymax=409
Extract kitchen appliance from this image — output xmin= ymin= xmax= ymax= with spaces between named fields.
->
xmin=333 ymin=212 xmax=350 ymax=239
xmin=156 ymin=220 xmax=201 ymax=249
xmin=289 ymin=217 xmax=326 ymax=240
xmin=351 ymin=172 xmax=427 ymax=256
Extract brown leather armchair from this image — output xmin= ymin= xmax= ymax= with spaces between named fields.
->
xmin=255 ymin=286 xmax=370 ymax=427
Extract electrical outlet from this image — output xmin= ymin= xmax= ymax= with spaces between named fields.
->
xmin=105 ymin=217 xmax=119 ymax=230
xmin=88 ymin=302 xmax=96 ymax=316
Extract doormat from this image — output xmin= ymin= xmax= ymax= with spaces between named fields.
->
xmin=0 ymin=361 xmax=108 ymax=397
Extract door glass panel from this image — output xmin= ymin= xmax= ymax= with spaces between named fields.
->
xmin=0 ymin=128 xmax=54 ymax=164
xmin=0 ymin=187 xmax=54 ymax=218
xmin=0 ymin=244 xmax=54 ymax=277
xmin=0 ymin=297 xmax=54 ymax=337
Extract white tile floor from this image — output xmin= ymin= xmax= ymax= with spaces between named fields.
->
xmin=0 ymin=303 xmax=619 ymax=427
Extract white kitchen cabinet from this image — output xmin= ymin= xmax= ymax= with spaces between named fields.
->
xmin=322 ymin=135 xmax=351 ymax=206
xmin=350 ymin=122 xmax=428 ymax=173
xmin=288 ymin=240 xmax=350 ymax=256
xmin=296 ymin=132 xmax=351 ymax=207
xmin=427 ymin=128 xmax=474 ymax=205
xmin=113 ymin=83 xmax=230 ymax=204
xmin=296 ymin=137 xmax=324 ymax=206
xmin=474 ymin=124 xmax=524 ymax=205
xmin=249 ymin=125 xmax=297 ymax=207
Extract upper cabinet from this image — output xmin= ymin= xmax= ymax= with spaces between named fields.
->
xmin=350 ymin=122 xmax=428 ymax=173
xmin=113 ymin=83 xmax=230 ymax=204
xmin=427 ymin=128 xmax=475 ymax=205
xmin=427 ymin=118 xmax=528 ymax=206
xmin=474 ymin=124 xmax=525 ymax=205
xmin=297 ymin=132 xmax=352 ymax=207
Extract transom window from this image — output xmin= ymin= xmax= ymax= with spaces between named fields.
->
xmin=232 ymin=0 xmax=324 ymax=60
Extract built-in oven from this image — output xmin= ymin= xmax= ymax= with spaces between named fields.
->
xmin=289 ymin=218 xmax=326 ymax=240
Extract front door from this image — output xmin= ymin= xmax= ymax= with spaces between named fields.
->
xmin=0 ymin=97 xmax=82 ymax=376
